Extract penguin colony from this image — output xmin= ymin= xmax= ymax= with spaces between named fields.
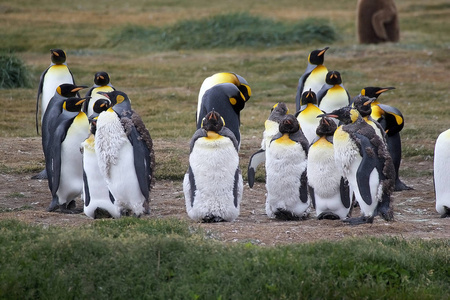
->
xmin=34 ymin=48 xmax=446 ymax=223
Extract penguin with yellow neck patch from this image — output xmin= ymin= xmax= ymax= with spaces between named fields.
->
xmin=247 ymin=102 xmax=289 ymax=188
xmin=184 ymin=110 xmax=243 ymax=222
xmin=321 ymin=100 xmax=395 ymax=225
xmin=83 ymin=71 xmax=115 ymax=117
xmin=265 ymin=114 xmax=310 ymax=220
xmin=434 ymin=128 xmax=450 ymax=218
xmin=45 ymin=96 xmax=90 ymax=213
xmin=295 ymin=89 xmax=323 ymax=144
xmin=295 ymin=47 xmax=329 ymax=111
xmin=317 ymin=70 xmax=351 ymax=115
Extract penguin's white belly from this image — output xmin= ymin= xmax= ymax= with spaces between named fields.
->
xmin=434 ymin=129 xmax=450 ymax=215
xmin=185 ymin=136 xmax=242 ymax=222
xmin=319 ymin=86 xmax=349 ymax=114
xmin=303 ymin=66 xmax=328 ymax=94
xmin=262 ymin=120 xmax=280 ymax=150
xmin=265 ymin=139 xmax=310 ymax=218
xmin=87 ymin=86 xmax=114 ymax=117
xmin=297 ymin=113 xmax=320 ymax=145
xmin=41 ymin=65 xmax=73 ymax=120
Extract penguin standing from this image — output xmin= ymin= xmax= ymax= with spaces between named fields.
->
xmin=36 ymin=49 xmax=76 ymax=133
xmin=82 ymin=99 xmax=121 ymax=219
xmin=83 ymin=71 xmax=115 ymax=117
xmin=295 ymin=89 xmax=323 ymax=144
xmin=358 ymin=86 xmax=411 ymax=191
xmin=295 ymin=47 xmax=329 ymax=111
xmin=317 ymin=70 xmax=351 ymax=115
xmin=352 ymin=95 xmax=385 ymax=141
xmin=308 ymin=117 xmax=351 ymax=220
xmin=247 ymin=102 xmax=289 ymax=188
xmin=197 ymin=82 xmax=249 ymax=146
xmin=183 ymin=110 xmax=243 ymax=222
xmin=45 ymin=96 xmax=90 ymax=212
xmin=434 ymin=128 xmax=450 ymax=218
xmin=321 ymin=101 xmax=395 ymax=225
xmin=265 ymin=114 xmax=310 ymax=220
xmin=95 ymin=90 xmax=155 ymax=217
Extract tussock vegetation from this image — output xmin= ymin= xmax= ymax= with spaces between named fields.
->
xmin=110 ymin=13 xmax=338 ymax=50
xmin=0 ymin=219 xmax=448 ymax=299
xmin=0 ymin=53 xmax=32 ymax=89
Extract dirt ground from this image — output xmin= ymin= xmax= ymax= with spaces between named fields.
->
xmin=0 ymin=137 xmax=448 ymax=246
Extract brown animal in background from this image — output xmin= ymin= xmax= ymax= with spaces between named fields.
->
xmin=357 ymin=0 xmax=400 ymax=44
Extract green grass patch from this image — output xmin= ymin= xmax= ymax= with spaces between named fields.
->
xmin=0 ymin=53 xmax=32 ymax=89
xmin=0 ymin=219 xmax=448 ymax=299
xmin=110 ymin=13 xmax=338 ymax=51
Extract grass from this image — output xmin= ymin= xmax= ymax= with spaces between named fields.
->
xmin=0 ymin=219 xmax=448 ymax=299
xmin=0 ymin=53 xmax=32 ymax=89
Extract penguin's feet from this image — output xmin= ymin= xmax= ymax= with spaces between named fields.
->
xmin=440 ymin=206 xmax=450 ymax=218
xmin=378 ymin=208 xmax=394 ymax=222
xmin=202 ymin=214 xmax=225 ymax=223
xmin=94 ymin=208 xmax=114 ymax=219
xmin=31 ymin=169 xmax=48 ymax=180
xmin=317 ymin=212 xmax=341 ymax=220
xmin=343 ymin=215 xmax=374 ymax=225
xmin=274 ymin=208 xmax=308 ymax=221
xmin=120 ymin=208 xmax=133 ymax=216
xmin=394 ymin=179 xmax=413 ymax=191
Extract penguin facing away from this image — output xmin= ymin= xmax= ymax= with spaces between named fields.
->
xmin=183 ymin=110 xmax=243 ymax=222
xmin=82 ymin=99 xmax=121 ymax=219
xmin=83 ymin=71 xmax=115 ymax=117
xmin=317 ymin=70 xmax=351 ymax=114
xmin=295 ymin=47 xmax=329 ymax=111
xmin=295 ymin=89 xmax=323 ymax=145
xmin=321 ymin=102 xmax=395 ymax=225
xmin=434 ymin=128 xmax=450 ymax=218
xmin=45 ymin=96 xmax=90 ymax=213
xmin=95 ymin=90 xmax=155 ymax=217
xmin=265 ymin=114 xmax=311 ymax=220
xmin=247 ymin=102 xmax=289 ymax=188
xmin=308 ymin=117 xmax=351 ymax=220
xmin=36 ymin=49 xmax=76 ymax=134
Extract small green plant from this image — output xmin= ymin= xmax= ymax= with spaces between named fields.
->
xmin=0 ymin=53 xmax=32 ymax=89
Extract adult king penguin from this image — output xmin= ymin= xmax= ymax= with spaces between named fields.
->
xmin=83 ymin=71 xmax=115 ymax=117
xmin=36 ymin=49 xmax=76 ymax=134
xmin=265 ymin=114 xmax=310 ymax=220
xmin=358 ymin=86 xmax=411 ymax=191
xmin=308 ymin=116 xmax=351 ymax=220
xmin=95 ymin=90 xmax=155 ymax=217
xmin=321 ymin=99 xmax=395 ymax=225
xmin=183 ymin=110 xmax=243 ymax=222
xmin=82 ymin=99 xmax=121 ymax=219
xmin=317 ymin=70 xmax=351 ymax=115
xmin=45 ymin=96 xmax=89 ymax=212
xmin=295 ymin=47 xmax=329 ymax=111
xmin=247 ymin=102 xmax=289 ymax=188
xmin=295 ymin=89 xmax=323 ymax=144
xmin=434 ymin=128 xmax=450 ymax=218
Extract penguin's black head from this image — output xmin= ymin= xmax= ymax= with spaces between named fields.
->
xmin=325 ymin=70 xmax=342 ymax=85
xmin=361 ymin=87 xmax=395 ymax=99
xmin=235 ymin=73 xmax=252 ymax=102
xmin=97 ymin=90 xmax=129 ymax=106
xmin=301 ymin=89 xmax=318 ymax=105
xmin=201 ymin=110 xmax=224 ymax=132
xmin=94 ymin=71 xmax=111 ymax=86
xmin=269 ymin=102 xmax=289 ymax=122
xmin=352 ymin=95 xmax=375 ymax=117
xmin=308 ymin=46 xmax=329 ymax=65
xmin=57 ymin=84 xmax=88 ymax=98
xmin=92 ymin=98 xmax=111 ymax=114
xmin=316 ymin=116 xmax=337 ymax=136
xmin=319 ymin=106 xmax=359 ymax=125
xmin=50 ymin=49 xmax=67 ymax=64
xmin=279 ymin=114 xmax=300 ymax=134
xmin=63 ymin=97 xmax=89 ymax=113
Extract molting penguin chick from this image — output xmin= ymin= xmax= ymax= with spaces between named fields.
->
xmin=322 ymin=103 xmax=395 ymax=225
xmin=184 ymin=110 xmax=243 ymax=222
xmin=265 ymin=114 xmax=311 ymax=220
xmin=352 ymin=95 xmax=385 ymax=141
xmin=295 ymin=89 xmax=323 ymax=144
xmin=295 ymin=47 xmax=329 ymax=111
xmin=83 ymin=71 xmax=115 ymax=117
xmin=247 ymin=102 xmax=289 ymax=188
xmin=434 ymin=128 xmax=450 ymax=218
xmin=317 ymin=70 xmax=351 ymax=115
xmin=307 ymin=117 xmax=351 ymax=220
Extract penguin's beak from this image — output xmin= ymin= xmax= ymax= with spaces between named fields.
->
xmin=97 ymin=91 xmax=110 ymax=99
xmin=376 ymin=87 xmax=395 ymax=94
xmin=72 ymin=86 xmax=88 ymax=93
xmin=318 ymin=47 xmax=329 ymax=56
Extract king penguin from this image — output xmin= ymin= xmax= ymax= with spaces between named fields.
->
xmin=183 ymin=110 xmax=243 ymax=222
xmin=307 ymin=116 xmax=351 ymax=220
xmin=295 ymin=89 xmax=323 ymax=144
xmin=358 ymin=86 xmax=411 ymax=191
xmin=317 ymin=70 xmax=351 ymax=115
xmin=36 ymin=49 xmax=76 ymax=134
xmin=197 ymin=82 xmax=249 ymax=146
xmin=321 ymin=101 xmax=395 ymax=225
xmin=295 ymin=47 xmax=329 ymax=111
xmin=82 ymin=99 xmax=121 ymax=219
xmin=83 ymin=71 xmax=115 ymax=117
xmin=95 ymin=90 xmax=155 ymax=217
xmin=434 ymin=128 xmax=450 ymax=218
xmin=247 ymin=102 xmax=289 ymax=188
xmin=45 ymin=96 xmax=90 ymax=212
xmin=352 ymin=95 xmax=385 ymax=141
xmin=265 ymin=114 xmax=311 ymax=220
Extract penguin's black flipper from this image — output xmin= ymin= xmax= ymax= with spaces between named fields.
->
xmin=299 ymin=171 xmax=309 ymax=204
xmin=127 ymin=124 xmax=151 ymax=201
xmin=386 ymin=132 xmax=413 ymax=191
xmin=340 ymin=177 xmax=351 ymax=209
xmin=35 ymin=67 xmax=49 ymax=135
xmin=247 ymin=149 xmax=265 ymax=188
xmin=295 ymin=73 xmax=308 ymax=111
xmin=354 ymin=133 xmax=379 ymax=206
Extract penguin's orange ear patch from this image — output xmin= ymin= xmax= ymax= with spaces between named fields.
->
xmin=230 ymin=98 xmax=237 ymax=105
xmin=117 ymin=95 xmax=125 ymax=103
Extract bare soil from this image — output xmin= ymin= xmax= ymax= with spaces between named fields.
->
xmin=0 ymin=137 xmax=448 ymax=246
